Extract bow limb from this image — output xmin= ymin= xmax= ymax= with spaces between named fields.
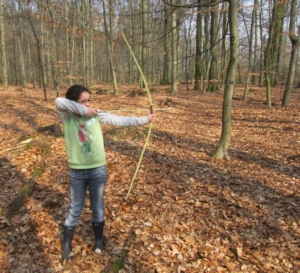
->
xmin=121 ymin=32 xmax=153 ymax=200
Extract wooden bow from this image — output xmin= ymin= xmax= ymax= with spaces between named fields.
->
xmin=121 ymin=32 xmax=153 ymax=200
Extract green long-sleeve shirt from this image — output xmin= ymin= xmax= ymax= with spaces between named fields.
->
xmin=55 ymin=97 xmax=149 ymax=169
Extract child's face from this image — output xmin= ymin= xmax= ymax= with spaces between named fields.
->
xmin=77 ymin=91 xmax=90 ymax=106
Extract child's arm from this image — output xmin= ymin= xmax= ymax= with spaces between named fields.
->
xmin=55 ymin=97 xmax=96 ymax=123
xmin=97 ymin=110 xmax=155 ymax=127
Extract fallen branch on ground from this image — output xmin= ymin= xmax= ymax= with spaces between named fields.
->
xmin=4 ymin=178 xmax=35 ymax=219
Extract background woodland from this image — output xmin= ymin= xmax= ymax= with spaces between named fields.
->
xmin=0 ymin=0 xmax=299 ymax=97
xmin=0 ymin=0 xmax=299 ymax=159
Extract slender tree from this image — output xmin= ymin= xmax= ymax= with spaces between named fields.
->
xmin=89 ymin=0 xmax=94 ymax=85
xmin=29 ymin=18 xmax=47 ymax=101
xmin=183 ymin=19 xmax=192 ymax=89
xmin=69 ymin=0 xmax=79 ymax=86
xmin=171 ymin=0 xmax=178 ymax=95
xmin=242 ymin=1 xmax=255 ymax=100
xmin=258 ymin=1 xmax=264 ymax=87
xmin=252 ymin=0 xmax=258 ymax=85
xmin=264 ymin=0 xmax=286 ymax=108
xmin=220 ymin=1 xmax=228 ymax=85
xmin=282 ymin=0 xmax=300 ymax=107
xmin=103 ymin=0 xmax=118 ymax=94
xmin=81 ymin=0 xmax=89 ymax=86
xmin=203 ymin=7 xmax=211 ymax=92
xmin=194 ymin=0 xmax=203 ymax=90
xmin=206 ymin=0 xmax=220 ymax=92
xmin=141 ymin=0 xmax=147 ymax=88
xmin=162 ymin=2 xmax=170 ymax=85
xmin=264 ymin=6 xmax=273 ymax=107
xmin=47 ymin=0 xmax=59 ymax=96
xmin=213 ymin=0 xmax=239 ymax=159
xmin=15 ymin=1 xmax=26 ymax=88
xmin=128 ymin=0 xmax=133 ymax=83
xmin=0 ymin=0 xmax=8 ymax=91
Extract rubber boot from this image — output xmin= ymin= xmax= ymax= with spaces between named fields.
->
xmin=92 ymin=222 xmax=105 ymax=251
xmin=62 ymin=225 xmax=75 ymax=260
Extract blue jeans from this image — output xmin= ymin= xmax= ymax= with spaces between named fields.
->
xmin=64 ymin=166 xmax=107 ymax=227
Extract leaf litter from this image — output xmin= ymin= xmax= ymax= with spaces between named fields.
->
xmin=0 ymin=84 xmax=300 ymax=272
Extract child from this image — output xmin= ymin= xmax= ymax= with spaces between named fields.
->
xmin=55 ymin=84 xmax=156 ymax=260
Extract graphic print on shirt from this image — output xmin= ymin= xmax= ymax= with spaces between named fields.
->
xmin=78 ymin=124 xmax=94 ymax=156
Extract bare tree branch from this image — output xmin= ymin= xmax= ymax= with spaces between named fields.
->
xmin=162 ymin=0 xmax=225 ymax=8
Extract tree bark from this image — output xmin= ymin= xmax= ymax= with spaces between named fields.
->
xmin=171 ymin=1 xmax=177 ymax=95
xmin=162 ymin=3 xmax=170 ymax=85
xmin=213 ymin=0 xmax=239 ymax=160
xmin=29 ymin=19 xmax=47 ymax=101
xmin=103 ymin=0 xmax=118 ymax=94
xmin=69 ymin=0 xmax=78 ymax=86
xmin=282 ymin=0 xmax=299 ymax=107
xmin=264 ymin=0 xmax=285 ymax=96
xmin=243 ymin=0 xmax=256 ymax=100
xmin=141 ymin=0 xmax=147 ymax=88
xmin=220 ymin=2 xmax=228 ymax=86
xmin=194 ymin=0 xmax=202 ymax=91
xmin=206 ymin=0 xmax=220 ymax=92
xmin=270 ymin=1 xmax=285 ymax=86
xmin=0 ymin=0 xmax=8 ymax=91
xmin=183 ymin=22 xmax=192 ymax=89
xmin=47 ymin=0 xmax=59 ymax=96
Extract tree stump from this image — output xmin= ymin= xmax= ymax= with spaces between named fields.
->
xmin=37 ymin=123 xmax=63 ymax=136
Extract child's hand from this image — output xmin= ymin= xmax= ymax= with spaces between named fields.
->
xmin=148 ymin=113 xmax=157 ymax=123
xmin=87 ymin=108 xmax=99 ymax=117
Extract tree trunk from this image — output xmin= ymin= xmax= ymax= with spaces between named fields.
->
xmin=47 ymin=1 xmax=59 ymax=95
xmin=282 ymin=0 xmax=299 ymax=107
xmin=141 ymin=0 xmax=147 ymax=88
xmin=264 ymin=1 xmax=275 ymax=108
xmin=258 ymin=6 xmax=264 ymax=86
xmin=17 ymin=2 xmax=26 ymax=89
xmin=17 ymin=39 xmax=26 ymax=88
xmin=0 ymin=0 xmax=8 ymax=91
xmin=69 ymin=0 xmax=78 ymax=86
xmin=183 ymin=23 xmax=192 ymax=89
xmin=194 ymin=0 xmax=202 ymax=91
xmin=252 ymin=0 xmax=258 ymax=84
xmin=207 ymin=0 xmax=220 ymax=92
xmin=89 ymin=0 xmax=93 ymax=85
xmin=29 ymin=19 xmax=47 ymax=101
xmin=270 ymin=1 xmax=285 ymax=86
xmin=264 ymin=0 xmax=285 ymax=92
xmin=103 ymin=0 xmax=118 ymax=94
xmin=162 ymin=3 xmax=170 ymax=85
xmin=128 ymin=0 xmax=133 ymax=84
xmin=213 ymin=0 xmax=239 ymax=160
xmin=220 ymin=2 xmax=228 ymax=86
xmin=202 ymin=10 xmax=211 ymax=92
xmin=243 ymin=0 xmax=256 ymax=100
xmin=81 ymin=0 xmax=88 ymax=87
xmin=171 ymin=1 xmax=177 ymax=95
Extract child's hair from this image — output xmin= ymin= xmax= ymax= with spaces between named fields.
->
xmin=65 ymin=84 xmax=91 ymax=102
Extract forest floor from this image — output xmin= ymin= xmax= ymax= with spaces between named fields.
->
xmin=0 ymin=83 xmax=300 ymax=273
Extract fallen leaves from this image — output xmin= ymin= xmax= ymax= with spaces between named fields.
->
xmin=1 ymin=84 xmax=300 ymax=272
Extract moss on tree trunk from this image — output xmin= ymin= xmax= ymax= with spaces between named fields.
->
xmin=4 ymin=178 xmax=35 ymax=219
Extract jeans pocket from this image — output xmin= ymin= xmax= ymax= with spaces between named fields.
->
xmin=92 ymin=166 xmax=107 ymax=182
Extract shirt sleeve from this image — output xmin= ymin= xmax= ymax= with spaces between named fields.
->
xmin=97 ymin=110 xmax=149 ymax=126
xmin=55 ymin=97 xmax=89 ymax=124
